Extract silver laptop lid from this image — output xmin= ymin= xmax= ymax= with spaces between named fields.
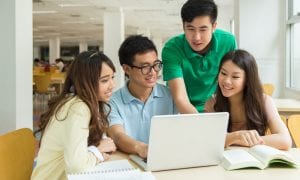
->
xmin=146 ymin=112 xmax=229 ymax=171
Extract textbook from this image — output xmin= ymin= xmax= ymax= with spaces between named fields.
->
xmin=67 ymin=159 xmax=155 ymax=180
xmin=221 ymin=145 xmax=299 ymax=170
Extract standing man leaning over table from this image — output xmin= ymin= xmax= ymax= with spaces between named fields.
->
xmin=162 ymin=0 xmax=237 ymax=113
xmin=108 ymin=35 xmax=177 ymax=159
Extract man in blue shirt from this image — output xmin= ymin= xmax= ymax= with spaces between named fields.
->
xmin=108 ymin=35 xmax=177 ymax=158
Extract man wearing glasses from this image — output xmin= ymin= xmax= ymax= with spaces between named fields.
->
xmin=108 ymin=35 xmax=177 ymax=158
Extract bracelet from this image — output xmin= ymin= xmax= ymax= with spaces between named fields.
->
xmin=88 ymin=146 xmax=104 ymax=162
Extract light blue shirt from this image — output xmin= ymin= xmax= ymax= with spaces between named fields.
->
xmin=108 ymin=83 xmax=177 ymax=144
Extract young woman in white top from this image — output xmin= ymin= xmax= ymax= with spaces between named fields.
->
xmin=205 ymin=49 xmax=292 ymax=150
xmin=32 ymin=51 xmax=117 ymax=180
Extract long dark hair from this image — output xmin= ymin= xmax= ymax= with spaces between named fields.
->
xmin=35 ymin=51 xmax=116 ymax=146
xmin=214 ymin=49 xmax=267 ymax=135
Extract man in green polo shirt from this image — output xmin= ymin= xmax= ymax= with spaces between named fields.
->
xmin=162 ymin=0 xmax=237 ymax=113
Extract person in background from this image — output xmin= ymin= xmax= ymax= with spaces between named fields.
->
xmin=55 ymin=58 xmax=65 ymax=72
xmin=108 ymin=35 xmax=177 ymax=158
xmin=33 ymin=58 xmax=42 ymax=67
xmin=204 ymin=49 xmax=292 ymax=150
xmin=32 ymin=51 xmax=117 ymax=180
xmin=40 ymin=57 xmax=47 ymax=66
xmin=162 ymin=0 xmax=237 ymax=113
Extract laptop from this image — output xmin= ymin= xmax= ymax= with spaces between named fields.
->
xmin=129 ymin=112 xmax=229 ymax=171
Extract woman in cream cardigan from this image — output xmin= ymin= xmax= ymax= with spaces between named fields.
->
xmin=32 ymin=51 xmax=117 ymax=179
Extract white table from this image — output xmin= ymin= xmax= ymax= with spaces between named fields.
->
xmin=110 ymin=149 xmax=300 ymax=180
xmin=274 ymin=98 xmax=300 ymax=117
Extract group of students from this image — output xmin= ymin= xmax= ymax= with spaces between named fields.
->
xmin=33 ymin=57 xmax=65 ymax=73
xmin=31 ymin=0 xmax=292 ymax=179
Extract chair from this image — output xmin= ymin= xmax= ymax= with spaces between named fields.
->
xmin=34 ymin=74 xmax=52 ymax=93
xmin=51 ymin=72 xmax=66 ymax=94
xmin=280 ymin=115 xmax=287 ymax=125
xmin=0 ymin=128 xmax=35 ymax=180
xmin=287 ymin=115 xmax=300 ymax=148
xmin=49 ymin=66 xmax=57 ymax=73
xmin=33 ymin=74 xmax=56 ymax=111
xmin=262 ymin=83 xmax=275 ymax=96
xmin=33 ymin=67 xmax=45 ymax=75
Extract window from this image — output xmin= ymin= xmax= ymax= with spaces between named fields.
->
xmin=287 ymin=0 xmax=300 ymax=90
xmin=292 ymin=0 xmax=300 ymax=16
xmin=60 ymin=46 xmax=79 ymax=61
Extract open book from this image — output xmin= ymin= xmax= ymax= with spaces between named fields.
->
xmin=67 ymin=160 xmax=155 ymax=180
xmin=221 ymin=145 xmax=299 ymax=170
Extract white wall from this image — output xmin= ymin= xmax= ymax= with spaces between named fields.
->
xmin=234 ymin=0 xmax=285 ymax=97
xmin=103 ymin=8 xmax=125 ymax=90
xmin=0 ymin=0 xmax=33 ymax=134
xmin=218 ymin=5 xmax=234 ymax=32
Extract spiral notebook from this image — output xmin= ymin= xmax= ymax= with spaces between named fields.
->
xmin=67 ymin=160 xmax=155 ymax=180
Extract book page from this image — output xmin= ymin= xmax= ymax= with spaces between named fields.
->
xmin=222 ymin=149 xmax=264 ymax=170
xmin=249 ymin=145 xmax=297 ymax=167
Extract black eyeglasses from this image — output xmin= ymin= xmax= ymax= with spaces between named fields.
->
xmin=130 ymin=60 xmax=163 ymax=75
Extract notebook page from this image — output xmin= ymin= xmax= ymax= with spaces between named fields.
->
xmin=67 ymin=169 xmax=141 ymax=180
xmin=67 ymin=160 xmax=141 ymax=180
xmin=84 ymin=159 xmax=133 ymax=172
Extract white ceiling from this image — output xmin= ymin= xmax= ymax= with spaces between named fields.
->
xmin=33 ymin=0 xmax=234 ymax=46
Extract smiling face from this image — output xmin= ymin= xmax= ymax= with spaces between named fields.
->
xmin=183 ymin=16 xmax=216 ymax=54
xmin=98 ymin=62 xmax=115 ymax=102
xmin=123 ymin=50 xmax=159 ymax=89
xmin=218 ymin=60 xmax=246 ymax=100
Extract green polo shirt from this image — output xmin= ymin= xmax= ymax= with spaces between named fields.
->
xmin=162 ymin=29 xmax=237 ymax=112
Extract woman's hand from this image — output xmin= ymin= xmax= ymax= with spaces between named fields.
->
xmin=97 ymin=137 xmax=117 ymax=153
xmin=226 ymin=130 xmax=265 ymax=147
xmin=101 ymin=152 xmax=111 ymax=161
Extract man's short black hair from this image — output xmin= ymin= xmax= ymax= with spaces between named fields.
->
xmin=118 ymin=35 xmax=157 ymax=66
xmin=181 ymin=0 xmax=218 ymax=23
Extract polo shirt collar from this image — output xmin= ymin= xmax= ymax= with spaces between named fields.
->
xmin=121 ymin=83 xmax=136 ymax=104
xmin=183 ymin=32 xmax=218 ymax=59
xmin=152 ymin=84 xmax=163 ymax=98
xmin=121 ymin=83 xmax=162 ymax=104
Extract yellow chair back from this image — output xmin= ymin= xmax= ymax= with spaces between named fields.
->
xmin=49 ymin=66 xmax=57 ymax=73
xmin=287 ymin=115 xmax=300 ymax=148
xmin=0 ymin=128 xmax=35 ymax=180
xmin=34 ymin=74 xmax=52 ymax=93
xmin=51 ymin=72 xmax=66 ymax=79
xmin=280 ymin=115 xmax=287 ymax=125
xmin=33 ymin=67 xmax=45 ymax=76
xmin=262 ymin=83 xmax=275 ymax=96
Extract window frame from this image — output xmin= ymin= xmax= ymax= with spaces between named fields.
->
xmin=286 ymin=0 xmax=300 ymax=91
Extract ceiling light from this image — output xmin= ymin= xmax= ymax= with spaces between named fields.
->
xmin=33 ymin=10 xmax=57 ymax=14
xmin=37 ymin=25 xmax=58 ymax=29
xmin=58 ymin=4 xmax=91 ymax=7
xmin=45 ymin=33 xmax=61 ymax=35
xmin=33 ymin=35 xmax=44 ymax=38
xmin=34 ymin=39 xmax=48 ymax=42
xmin=63 ymin=21 xmax=86 ymax=24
